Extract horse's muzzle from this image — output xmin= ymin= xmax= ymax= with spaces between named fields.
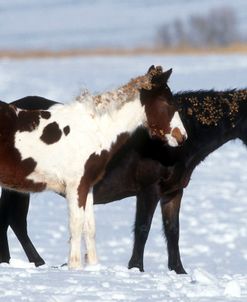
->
xmin=171 ymin=127 xmax=187 ymax=146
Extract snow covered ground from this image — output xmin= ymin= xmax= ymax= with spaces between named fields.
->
xmin=0 ymin=54 xmax=247 ymax=301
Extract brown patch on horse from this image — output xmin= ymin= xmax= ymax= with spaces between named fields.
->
xmin=63 ymin=126 xmax=70 ymax=136
xmin=78 ymin=133 xmax=129 ymax=208
xmin=40 ymin=122 xmax=62 ymax=144
xmin=142 ymin=94 xmax=173 ymax=142
xmin=15 ymin=108 xmax=50 ymax=133
xmin=40 ymin=111 xmax=51 ymax=119
xmin=17 ymin=110 xmax=41 ymax=132
xmin=0 ymin=101 xmax=46 ymax=192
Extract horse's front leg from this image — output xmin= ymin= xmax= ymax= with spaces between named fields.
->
xmin=128 ymin=184 xmax=160 ymax=272
xmin=67 ymin=184 xmax=97 ymax=269
xmin=84 ymin=190 xmax=97 ymax=265
xmin=160 ymin=189 xmax=186 ymax=274
xmin=67 ymin=186 xmax=85 ymax=269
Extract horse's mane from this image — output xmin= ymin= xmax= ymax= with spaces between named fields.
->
xmin=75 ymin=86 xmax=136 ymax=116
xmin=74 ymin=66 xmax=165 ymax=116
xmin=175 ymin=88 xmax=247 ymax=127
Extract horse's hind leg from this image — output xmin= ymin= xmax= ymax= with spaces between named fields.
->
xmin=128 ymin=184 xmax=159 ymax=272
xmin=6 ymin=190 xmax=45 ymax=267
xmin=160 ymin=189 xmax=186 ymax=274
xmin=0 ymin=191 xmax=10 ymax=263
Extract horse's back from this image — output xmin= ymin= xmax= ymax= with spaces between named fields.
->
xmin=0 ymin=99 xmax=10 ymax=108
xmin=11 ymin=96 xmax=59 ymax=110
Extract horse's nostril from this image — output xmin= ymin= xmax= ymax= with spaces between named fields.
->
xmin=182 ymin=134 xmax=187 ymax=142
xmin=178 ymin=135 xmax=187 ymax=145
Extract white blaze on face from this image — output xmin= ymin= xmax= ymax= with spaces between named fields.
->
xmin=165 ymin=111 xmax=187 ymax=147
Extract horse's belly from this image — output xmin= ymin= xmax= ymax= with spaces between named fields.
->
xmin=27 ymin=170 xmax=66 ymax=194
xmin=0 ymin=171 xmax=46 ymax=193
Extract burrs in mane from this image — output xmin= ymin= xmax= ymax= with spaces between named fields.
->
xmin=90 ymin=65 xmax=171 ymax=111
xmin=127 ymin=65 xmax=171 ymax=92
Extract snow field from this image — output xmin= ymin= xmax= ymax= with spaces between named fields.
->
xmin=0 ymin=54 xmax=247 ymax=301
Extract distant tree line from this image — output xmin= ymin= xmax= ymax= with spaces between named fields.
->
xmin=158 ymin=7 xmax=246 ymax=48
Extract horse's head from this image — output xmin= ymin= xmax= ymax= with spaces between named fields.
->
xmin=140 ymin=65 xmax=187 ymax=147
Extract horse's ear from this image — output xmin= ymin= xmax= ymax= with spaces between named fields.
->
xmin=163 ymin=68 xmax=173 ymax=82
xmin=147 ymin=65 xmax=156 ymax=73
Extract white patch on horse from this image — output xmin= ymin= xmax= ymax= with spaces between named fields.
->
xmin=165 ymin=111 xmax=187 ymax=146
xmin=171 ymin=112 xmax=187 ymax=137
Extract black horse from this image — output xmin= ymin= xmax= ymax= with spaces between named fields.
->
xmin=1 ymin=89 xmax=247 ymax=273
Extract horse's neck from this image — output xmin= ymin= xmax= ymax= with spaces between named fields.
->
xmin=99 ymin=96 xmax=146 ymax=138
xmin=91 ymin=85 xmax=146 ymax=137
xmin=74 ymin=86 xmax=146 ymax=151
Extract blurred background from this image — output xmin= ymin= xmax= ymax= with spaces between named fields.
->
xmin=0 ymin=0 xmax=247 ymax=55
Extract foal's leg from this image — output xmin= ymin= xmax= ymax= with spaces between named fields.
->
xmin=67 ymin=187 xmax=85 ymax=269
xmin=160 ymin=189 xmax=186 ymax=274
xmin=84 ymin=190 xmax=97 ymax=265
xmin=128 ymin=184 xmax=160 ymax=272
xmin=7 ymin=191 xmax=45 ymax=267
xmin=0 ymin=191 xmax=10 ymax=263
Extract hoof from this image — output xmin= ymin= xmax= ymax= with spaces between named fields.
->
xmin=169 ymin=264 xmax=187 ymax=274
xmin=128 ymin=258 xmax=144 ymax=272
xmin=0 ymin=259 xmax=10 ymax=265
xmin=34 ymin=258 xmax=45 ymax=267
xmin=176 ymin=267 xmax=187 ymax=274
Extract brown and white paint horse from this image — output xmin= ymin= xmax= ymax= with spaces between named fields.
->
xmin=0 ymin=66 xmax=187 ymax=269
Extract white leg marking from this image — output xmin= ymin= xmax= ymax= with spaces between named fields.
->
xmin=67 ymin=187 xmax=84 ymax=269
xmin=84 ymin=191 xmax=98 ymax=265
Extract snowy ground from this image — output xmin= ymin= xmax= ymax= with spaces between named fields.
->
xmin=0 ymin=54 xmax=247 ymax=301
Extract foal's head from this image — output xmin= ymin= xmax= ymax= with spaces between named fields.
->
xmin=141 ymin=65 xmax=187 ymax=147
